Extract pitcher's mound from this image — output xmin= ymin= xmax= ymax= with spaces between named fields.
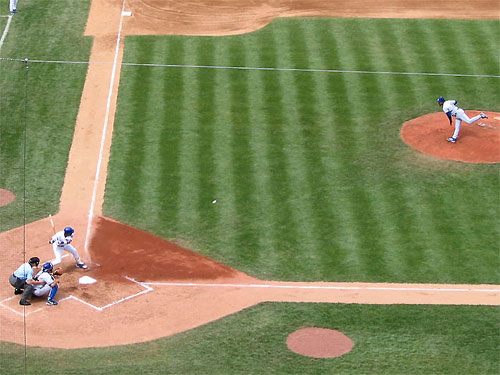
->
xmin=401 ymin=111 xmax=499 ymax=163
xmin=287 ymin=327 xmax=354 ymax=358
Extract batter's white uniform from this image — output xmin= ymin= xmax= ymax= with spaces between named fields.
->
xmin=33 ymin=271 xmax=56 ymax=297
xmin=9 ymin=0 xmax=18 ymax=14
xmin=442 ymin=99 xmax=482 ymax=140
xmin=50 ymin=230 xmax=83 ymax=266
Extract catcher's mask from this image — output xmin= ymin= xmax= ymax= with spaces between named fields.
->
xmin=42 ymin=262 xmax=53 ymax=272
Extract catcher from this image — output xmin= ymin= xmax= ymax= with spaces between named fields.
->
xmin=33 ymin=262 xmax=62 ymax=306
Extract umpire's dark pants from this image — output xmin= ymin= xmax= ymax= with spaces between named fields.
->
xmin=9 ymin=274 xmax=34 ymax=300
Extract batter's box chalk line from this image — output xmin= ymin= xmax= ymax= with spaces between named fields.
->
xmin=0 ymin=276 xmax=153 ymax=316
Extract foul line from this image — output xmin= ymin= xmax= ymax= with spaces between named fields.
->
xmin=143 ymin=281 xmax=500 ymax=293
xmin=0 ymin=15 xmax=12 ymax=52
xmin=83 ymin=0 xmax=127 ymax=253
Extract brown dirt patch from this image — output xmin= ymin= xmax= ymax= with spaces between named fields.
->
xmin=88 ymin=216 xmax=241 ymax=282
xmin=287 ymin=327 xmax=354 ymax=358
xmin=0 ymin=189 xmax=15 ymax=207
xmin=401 ymin=112 xmax=500 ymax=163
xmin=122 ymin=0 xmax=499 ymax=36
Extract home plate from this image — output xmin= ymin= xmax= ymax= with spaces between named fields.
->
xmin=79 ymin=276 xmax=97 ymax=285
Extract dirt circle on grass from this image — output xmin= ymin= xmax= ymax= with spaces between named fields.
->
xmin=0 ymin=189 xmax=15 ymax=206
xmin=286 ymin=327 xmax=354 ymax=358
xmin=401 ymin=111 xmax=500 ymax=163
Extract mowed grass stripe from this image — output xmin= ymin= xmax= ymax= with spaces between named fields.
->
xmin=476 ymin=21 xmax=500 ymax=76
xmin=315 ymin=21 xmax=363 ymax=275
xmin=209 ymin=40 xmax=240 ymax=264
xmin=245 ymin=67 xmax=278 ymax=276
xmin=227 ymin=38 xmax=262 ymax=264
xmin=310 ymin=22 xmax=365 ymax=276
xmin=272 ymin=21 xmax=323 ymax=276
xmin=116 ymin=64 xmax=152 ymax=218
xmin=283 ymin=20 xmax=347 ymax=277
xmin=257 ymin=27 xmax=301 ymax=272
xmin=195 ymin=38 xmax=218 ymax=237
xmin=330 ymin=19 xmax=392 ymax=278
xmin=157 ymin=38 xmax=185 ymax=230
xmin=176 ymin=41 xmax=202 ymax=234
xmin=352 ymin=21 xmax=410 ymax=279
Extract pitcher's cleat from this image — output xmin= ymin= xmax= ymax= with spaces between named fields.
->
xmin=446 ymin=137 xmax=457 ymax=143
xmin=480 ymin=112 xmax=488 ymax=119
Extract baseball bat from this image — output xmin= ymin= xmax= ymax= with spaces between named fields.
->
xmin=49 ymin=214 xmax=56 ymax=234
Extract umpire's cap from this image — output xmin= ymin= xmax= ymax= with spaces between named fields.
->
xmin=28 ymin=257 xmax=40 ymax=266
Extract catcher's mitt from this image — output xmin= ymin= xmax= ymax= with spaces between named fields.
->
xmin=53 ymin=267 xmax=64 ymax=276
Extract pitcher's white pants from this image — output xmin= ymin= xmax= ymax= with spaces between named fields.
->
xmin=453 ymin=109 xmax=481 ymax=139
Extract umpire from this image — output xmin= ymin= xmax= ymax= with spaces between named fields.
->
xmin=9 ymin=257 xmax=45 ymax=306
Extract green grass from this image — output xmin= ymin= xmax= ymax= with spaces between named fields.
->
xmin=0 ymin=0 xmax=92 ymax=230
xmin=106 ymin=18 xmax=500 ymax=284
xmin=0 ymin=303 xmax=498 ymax=375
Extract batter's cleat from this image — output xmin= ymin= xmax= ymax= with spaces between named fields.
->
xmin=14 ymin=289 xmax=23 ymax=295
xmin=46 ymin=298 xmax=58 ymax=306
xmin=446 ymin=137 xmax=457 ymax=143
xmin=480 ymin=112 xmax=488 ymax=119
xmin=76 ymin=262 xmax=88 ymax=269
xmin=19 ymin=299 xmax=31 ymax=306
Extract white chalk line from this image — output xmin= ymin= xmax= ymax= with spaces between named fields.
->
xmin=49 ymin=276 xmax=153 ymax=311
xmin=0 ymin=276 xmax=153 ymax=316
xmin=0 ymin=15 xmax=12 ymax=52
xmin=0 ymin=57 xmax=498 ymax=79
xmin=2 ymin=277 xmax=497 ymax=318
xmin=143 ymin=281 xmax=500 ymax=293
xmin=83 ymin=0 xmax=127 ymax=254
xmin=0 ymin=296 xmax=46 ymax=317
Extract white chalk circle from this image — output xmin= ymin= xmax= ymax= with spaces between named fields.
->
xmin=79 ymin=276 xmax=97 ymax=284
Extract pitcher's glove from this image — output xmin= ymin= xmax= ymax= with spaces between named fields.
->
xmin=53 ymin=267 xmax=64 ymax=276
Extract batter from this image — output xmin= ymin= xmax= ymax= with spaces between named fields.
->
xmin=49 ymin=226 xmax=88 ymax=269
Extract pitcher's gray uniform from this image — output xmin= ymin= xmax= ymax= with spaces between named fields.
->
xmin=49 ymin=226 xmax=88 ymax=269
xmin=437 ymin=96 xmax=488 ymax=143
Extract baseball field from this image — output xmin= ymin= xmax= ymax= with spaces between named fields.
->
xmin=1 ymin=0 xmax=499 ymax=374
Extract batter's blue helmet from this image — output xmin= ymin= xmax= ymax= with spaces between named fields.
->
xmin=42 ymin=262 xmax=53 ymax=271
xmin=64 ymin=226 xmax=74 ymax=236
xmin=437 ymin=96 xmax=445 ymax=103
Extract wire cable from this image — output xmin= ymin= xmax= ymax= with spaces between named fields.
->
xmin=22 ymin=57 xmax=29 ymax=375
